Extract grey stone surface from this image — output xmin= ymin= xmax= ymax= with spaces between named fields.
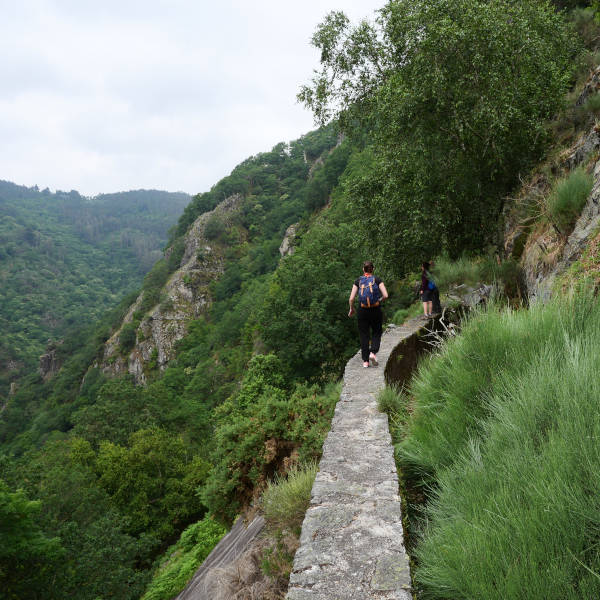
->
xmin=286 ymin=319 xmax=430 ymax=600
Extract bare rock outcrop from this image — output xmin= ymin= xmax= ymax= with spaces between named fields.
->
xmin=575 ymin=64 xmax=600 ymax=107
xmin=98 ymin=194 xmax=243 ymax=384
xmin=279 ymin=223 xmax=298 ymax=257
xmin=39 ymin=339 xmax=63 ymax=381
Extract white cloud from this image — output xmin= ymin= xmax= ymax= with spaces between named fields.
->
xmin=0 ymin=0 xmax=384 ymax=196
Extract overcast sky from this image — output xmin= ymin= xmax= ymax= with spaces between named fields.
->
xmin=1 ymin=0 xmax=384 ymax=197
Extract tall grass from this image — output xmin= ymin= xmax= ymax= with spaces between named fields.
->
xmin=397 ymin=299 xmax=586 ymax=479
xmin=547 ymin=167 xmax=594 ymax=232
xmin=397 ymin=295 xmax=600 ymax=598
xmin=261 ymin=462 xmax=318 ymax=534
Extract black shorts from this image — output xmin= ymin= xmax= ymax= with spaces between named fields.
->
xmin=422 ymin=289 xmax=434 ymax=302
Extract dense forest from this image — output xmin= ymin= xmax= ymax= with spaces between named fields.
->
xmin=2 ymin=0 xmax=600 ymax=599
xmin=0 ymin=184 xmax=189 ymax=397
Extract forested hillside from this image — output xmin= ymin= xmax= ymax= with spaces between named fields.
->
xmin=0 ymin=184 xmax=189 ymax=396
xmin=0 ymin=124 xmax=374 ymax=599
xmin=2 ymin=1 xmax=600 ymax=599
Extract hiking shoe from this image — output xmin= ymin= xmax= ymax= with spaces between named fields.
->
xmin=369 ymin=352 xmax=378 ymax=366
xmin=363 ymin=361 xmax=370 ymax=368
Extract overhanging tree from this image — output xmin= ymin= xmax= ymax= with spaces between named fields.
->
xmin=299 ymin=0 xmax=577 ymax=274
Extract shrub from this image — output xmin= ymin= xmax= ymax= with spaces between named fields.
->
xmin=392 ymin=308 xmax=410 ymax=325
xmin=141 ymin=516 xmax=226 ymax=600
xmin=203 ymin=361 xmax=338 ymax=524
xmin=547 ymin=167 xmax=594 ymax=232
xmin=119 ymin=323 xmax=137 ymax=354
xmin=204 ymin=215 xmax=226 ymax=241
xmin=261 ymin=462 xmax=318 ymax=534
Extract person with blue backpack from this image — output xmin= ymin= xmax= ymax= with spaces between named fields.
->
xmin=420 ymin=261 xmax=436 ymax=317
xmin=348 ymin=261 xmax=389 ymax=368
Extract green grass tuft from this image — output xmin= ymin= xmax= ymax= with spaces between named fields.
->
xmin=261 ymin=462 xmax=318 ymax=535
xmin=547 ymin=167 xmax=594 ymax=232
xmin=392 ymin=301 xmax=423 ymax=325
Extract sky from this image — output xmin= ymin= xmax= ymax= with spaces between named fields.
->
xmin=0 ymin=0 xmax=384 ymax=197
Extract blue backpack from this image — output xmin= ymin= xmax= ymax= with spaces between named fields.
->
xmin=358 ymin=275 xmax=381 ymax=308
xmin=426 ymin=270 xmax=436 ymax=290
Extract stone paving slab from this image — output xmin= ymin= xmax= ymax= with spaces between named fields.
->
xmin=286 ymin=317 xmax=431 ymax=600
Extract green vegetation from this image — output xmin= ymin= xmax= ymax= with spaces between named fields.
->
xmin=0 ymin=124 xmax=360 ymax=597
xmin=429 ymin=255 xmax=521 ymax=296
xmin=0 ymin=184 xmax=189 ymax=396
xmin=204 ymin=359 xmax=339 ymax=523
xmin=258 ymin=462 xmax=318 ymax=587
xmin=141 ymin=516 xmax=226 ymax=600
xmin=2 ymin=1 xmax=598 ymax=597
xmin=261 ymin=462 xmax=318 ymax=535
xmin=547 ymin=166 xmax=594 ymax=231
xmin=0 ymin=480 xmax=63 ymax=600
xmin=300 ymin=0 xmax=576 ymax=275
xmin=390 ymin=296 xmax=600 ymax=599
xmin=556 ymin=227 xmax=600 ymax=291
xmin=391 ymin=302 xmax=423 ymax=326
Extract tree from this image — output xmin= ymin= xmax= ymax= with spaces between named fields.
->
xmin=299 ymin=0 xmax=577 ymax=274
xmin=0 ymin=480 xmax=63 ymax=600
xmin=96 ymin=428 xmax=209 ymax=538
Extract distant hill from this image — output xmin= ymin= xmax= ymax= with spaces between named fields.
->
xmin=0 ymin=181 xmax=190 ymax=395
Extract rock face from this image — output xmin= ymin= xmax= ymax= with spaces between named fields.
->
xmin=39 ymin=339 xmax=63 ymax=381
xmin=279 ymin=223 xmax=298 ymax=257
xmin=99 ymin=194 xmax=243 ymax=384
xmin=527 ymin=158 xmax=600 ymax=301
xmin=519 ymin=127 xmax=600 ymax=302
xmin=502 ymin=66 xmax=600 ymax=302
xmin=575 ymin=64 xmax=600 ymax=107
xmin=446 ymin=283 xmax=494 ymax=308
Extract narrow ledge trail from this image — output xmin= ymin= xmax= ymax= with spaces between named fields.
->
xmin=286 ymin=316 xmax=432 ymax=600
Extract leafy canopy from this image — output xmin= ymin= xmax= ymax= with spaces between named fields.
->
xmin=300 ymin=0 xmax=577 ymax=274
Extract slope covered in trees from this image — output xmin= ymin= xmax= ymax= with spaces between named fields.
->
xmin=0 ymin=124 xmax=372 ymax=598
xmin=0 ymin=184 xmax=189 ymax=396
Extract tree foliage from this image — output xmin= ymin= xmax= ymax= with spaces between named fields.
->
xmin=300 ymin=0 xmax=577 ymax=274
xmin=0 ymin=480 xmax=63 ymax=600
xmin=0 ymin=185 xmax=188 ymax=396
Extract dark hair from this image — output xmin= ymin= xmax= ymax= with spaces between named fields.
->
xmin=422 ymin=262 xmax=430 ymax=270
xmin=363 ymin=261 xmax=374 ymax=273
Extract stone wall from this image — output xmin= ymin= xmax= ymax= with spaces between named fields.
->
xmin=286 ymin=317 xmax=432 ymax=599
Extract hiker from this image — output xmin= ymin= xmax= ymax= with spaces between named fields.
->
xmin=420 ymin=261 xmax=435 ymax=317
xmin=428 ymin=260 xmax=441 ymax=314
xmin=348 ymin=261 xmax=389 ymax=368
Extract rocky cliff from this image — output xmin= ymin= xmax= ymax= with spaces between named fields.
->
xmin=98 ymin=194 xmax=243 ymax=384
xmin=505 ymin=66 xmax=600 ymax=301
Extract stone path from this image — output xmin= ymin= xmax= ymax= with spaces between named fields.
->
xmin=286 ymin=318 xmax=431 ymax=600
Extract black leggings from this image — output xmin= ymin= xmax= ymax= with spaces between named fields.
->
xmin=357 ymin=307 xmax=383 ymax=362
